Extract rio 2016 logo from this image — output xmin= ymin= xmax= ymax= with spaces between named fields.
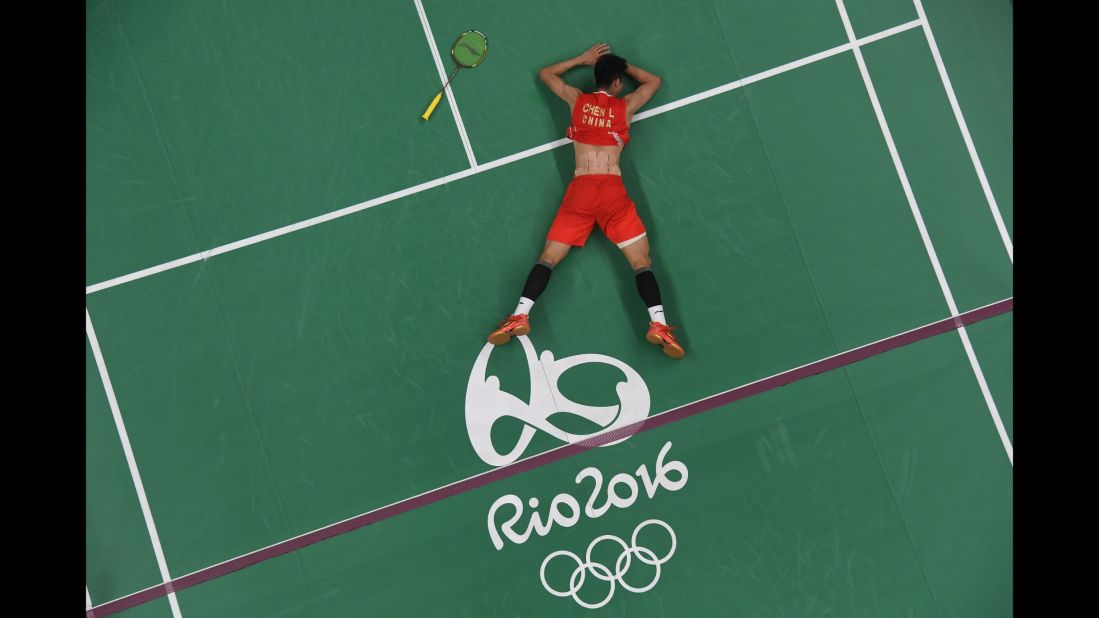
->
xmin=465 ymin=335 xmax=650 ymax=467
xmin=465 ymin=334 xmax=687 ymax=609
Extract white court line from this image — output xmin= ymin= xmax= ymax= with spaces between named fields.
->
xmin=835 ymin=0 xmax=1012 ymax=464
xmin=86 ymin=309 xmax=184 ymax=617
xmin=913 ymin=0 xmax=1013 ymax=263
xmin=956 ymin=326 xmax=1012 ymax=460
xmin=85 ymin=166 xmax=474 ymax=294
xmin=86 ymin=20 xmax=922 ymax=296
xmin=634 ymin=19 xmax=923 ymax=123
xmin=86 ymin=586 xmax=93 ymax=611
xmin=413 ymin=0 xmax=478 ymax=169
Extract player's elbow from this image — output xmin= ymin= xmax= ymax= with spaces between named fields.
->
xmin=650 ymin=75 xmax=662 ymax=90
xmin=537 ymin=68 xmax=553 ymax=83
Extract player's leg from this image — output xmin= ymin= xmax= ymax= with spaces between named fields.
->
xmin=514 ymin=240 xmax=571 ymax=316
xmin=489 ymin=180 xmax=595 ymax=345
xmin=599 ymin=181 xmax=684 ymax=359
xmin=488 ymin=240 xmax=573 ymax=345
xmin=619 ymin=236 xmax=684 ymax=358
xmin=620 ymin=234 xmax=661 ymax=323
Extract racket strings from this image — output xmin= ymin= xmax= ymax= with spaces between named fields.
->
xmin=458 ymin=43 xmax=481 ymax=59
xmin=452 ymin=31 xmax=487 ymax=68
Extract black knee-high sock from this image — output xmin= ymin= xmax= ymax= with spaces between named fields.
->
xmin=521 ymin=261 xmax=554 ymax=301
xmin=634 ymin=267 xmax=662 ymax=307
xmin=635 ymin=267 xmax=667 ymax=324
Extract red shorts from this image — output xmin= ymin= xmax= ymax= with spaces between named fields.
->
xmin=546 ymin=174 xmax=647 ymax=248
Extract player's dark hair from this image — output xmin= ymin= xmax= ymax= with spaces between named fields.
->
xmin=594 ymin=54 xmax=628 ymax=88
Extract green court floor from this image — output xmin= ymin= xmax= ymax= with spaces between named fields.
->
xmin=87 ymin=0 xmax=1012 ymax=615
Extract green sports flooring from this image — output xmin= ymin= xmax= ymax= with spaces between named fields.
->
xmin=87 ymin=0 xmax=1013 ymax=615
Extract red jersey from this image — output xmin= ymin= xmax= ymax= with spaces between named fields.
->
xmin=566 ymin=91 xmax=630 ymax=147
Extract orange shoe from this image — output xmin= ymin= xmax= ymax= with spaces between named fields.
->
xmin=488 ymin=314 xmax=531 ymax=345
xmin=645 ymin=322 xmax=685 ymax=359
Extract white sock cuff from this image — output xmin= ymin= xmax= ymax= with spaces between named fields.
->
xmin=647 ymin=304 xmax=666 ymax=325
xmin=515 ymin=297 xmax=535 ymax=315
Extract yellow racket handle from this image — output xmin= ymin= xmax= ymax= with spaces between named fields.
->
xmin=422 ymin=92 xmax=444 ymax=120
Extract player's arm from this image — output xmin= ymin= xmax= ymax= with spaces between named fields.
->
xmin=623 ymin=63 xmax=662 ymax=121
xmin=539 ymin=44 xmax=610 ymax=109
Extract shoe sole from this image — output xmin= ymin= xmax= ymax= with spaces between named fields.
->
xmin=646 ymin=332 xmax=685 ymax=359
xmin=488 ymin=323 xmax=530 ymax=345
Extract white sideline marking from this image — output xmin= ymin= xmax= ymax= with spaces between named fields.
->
xmin=835 ymin=0 xmax=1011 ymax=464
xmin=87 ymin=309 xmax=184 ymax=616
xmin=413 ymin=0 xmax=478 ymax=169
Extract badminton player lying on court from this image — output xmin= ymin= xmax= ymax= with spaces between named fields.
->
xmin=487 ymin=43 xmax=684 ymax=358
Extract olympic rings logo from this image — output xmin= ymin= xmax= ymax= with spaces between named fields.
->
xmin=539 ymin=519 xmax=676 ymax=609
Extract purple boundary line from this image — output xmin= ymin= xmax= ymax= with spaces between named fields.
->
xmin=88 ymin=298 xmax=1012 ymax=617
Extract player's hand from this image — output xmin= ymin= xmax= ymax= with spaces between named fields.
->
xmin=578 ymin=43 xmax=611 ymax=66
